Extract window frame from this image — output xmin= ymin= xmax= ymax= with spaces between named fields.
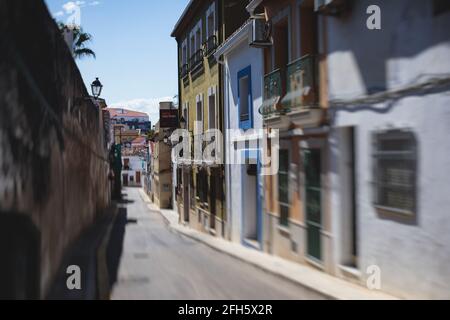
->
xmin=181 ymin=38 xmax=188 ymax=66
xmin=206 ymin=2 xmax=217 ymax=40
xmin=207 ymin=86 xmax=217 ymax=130
xmin=372 ymin=129 xmax=417 ymax=216
xmin=237 ymin=66 xmax=253 ymax=130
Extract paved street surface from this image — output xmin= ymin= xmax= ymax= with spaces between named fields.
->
xmin=110 ymin=188 xmax=327 ymax=300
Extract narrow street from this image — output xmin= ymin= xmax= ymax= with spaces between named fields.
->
xmin=109 ymin=187 xmax=326 ymax=300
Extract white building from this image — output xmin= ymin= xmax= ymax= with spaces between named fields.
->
xmin=215 ymin=19 xmax=265 ymax=248
xmin=122 ymin=156 xmax=147 ymax=188
xmin=326 ymin=0 xmax=450 ymax=299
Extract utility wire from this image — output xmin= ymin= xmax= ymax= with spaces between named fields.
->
xmin=329 ymin=74 xmax=450 ymax=107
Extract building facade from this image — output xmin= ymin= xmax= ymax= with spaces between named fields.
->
xmin=171 ymin=0 xmax=450 ymax=299
xmin=257 ymin=0 xmax=333 ymax=271
xmin=108 ymin=108 xmax=152 ymax=133
xmin=172 ymin=0 xmax=248 ymax=238
xmin=147 ymin=102 xmax=177 ymax=209
xmin=214 ymin=13 xmax=265 ymax=247
xmin=326 ymin=0 xmax=450 ymax=299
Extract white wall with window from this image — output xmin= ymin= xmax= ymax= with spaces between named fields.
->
xmin=327 ymin=0 xmax=450 ymax=299
xmin=215 ymin=21 xmax=264 ymax=244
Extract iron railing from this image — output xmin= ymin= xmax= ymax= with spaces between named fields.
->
xmin=204 ymin=35 xmax=218 ymax=56
xmin=282 ymin=54 xmax=319 ymax=112
xmin=189 ymin=49 xmax=204 ymax=71
xmin=259 ymin=69 xmax=284 ymax=117
xmin=180 ymin=63 xmax=190 ymax=79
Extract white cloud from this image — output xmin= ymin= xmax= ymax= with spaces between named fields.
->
xmin=109 ymin=97 xmax=174 ymax=126
xmin=62 ymin=1 xmax=85 ymax=13
xmin=57 ymin=1 xmax=99 ymax=17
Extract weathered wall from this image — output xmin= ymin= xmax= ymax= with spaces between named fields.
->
xmin=327 ymin=0 xmax=450 ymax=299
xmin=0 ymin=0 xmax=110 ymax=298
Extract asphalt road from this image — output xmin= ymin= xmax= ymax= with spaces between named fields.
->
xmin=110 ymin=187 xmax=327 ymax=300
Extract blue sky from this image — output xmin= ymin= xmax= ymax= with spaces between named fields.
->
xmin=44 ymin=0 xmax=189 ymax=124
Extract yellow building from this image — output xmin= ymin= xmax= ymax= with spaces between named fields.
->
xmin=171 ymin=0 xmax=248 ymax=238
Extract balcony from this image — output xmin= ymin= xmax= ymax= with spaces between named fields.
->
xmin=204 ymin=35 xmax=218 ymax=57
xmin=259 ymin=69 xmax=290 ymax=129
xmin=259 ymin=69 xmax=284 ymax=117
xmin=189 ymin=49 xmax=204 ymax=75
xmin=282 ymin=54 xmax=319 ymax=112
xmin=282 ymin=54 xmax=322 ymax=127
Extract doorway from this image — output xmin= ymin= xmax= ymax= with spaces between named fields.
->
xmin=183 ymin=170 xmax=190 ymax=223
xmin=209 ymin=170 xmax=217 ymax=230
xmin=136 ymin=171 xmax=141 ymax=185
xmin=122 ymin=174 xmax=129 ymax=187
xmin=242 ymin=150 xmax=261 ymax=249
xmin=304 ymin=148 xmax=322 ymax=262
xmin=340 ymin=127 xmax=358 ymax=267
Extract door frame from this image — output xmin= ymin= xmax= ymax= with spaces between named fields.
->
xmin=240 ymin=148 xmax=263 ymax=250
xmin=183 ymin=169 xmax=190 ymax=223
xmin=300 ymin=138 xmax=326 ymax=264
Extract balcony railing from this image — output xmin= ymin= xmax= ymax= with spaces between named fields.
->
xmin=189 ymin=49 xmax=204 ymax=72
xmin=259 ymin=69 xmax=284 ymax=117
xmin=281 ymin=54 xmax=319 ymax=112
xmin=204 ymin=35 xmax=218 ymax=57
xmin=180 ymin=63 xmax=190 ymax=79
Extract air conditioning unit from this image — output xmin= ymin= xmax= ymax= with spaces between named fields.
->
xmin=249 ymin=16 xmax=272 ymax=48
xmin=315 ymin=0 xmax=349 ymax=16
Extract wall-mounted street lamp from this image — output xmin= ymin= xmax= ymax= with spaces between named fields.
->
xmin=179 ymin=116 xmax=186 ymax=130
xmin=91 ymin=77 xmax=103 ymax=99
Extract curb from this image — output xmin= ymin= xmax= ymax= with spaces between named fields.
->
xmin=139 ymin=189 xmax=396 ymax=300
xmin=168 ymin=224 xmax=335 ymax=300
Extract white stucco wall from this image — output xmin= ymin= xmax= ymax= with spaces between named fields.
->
xmin=122 ymin=156 xmax=147 ymax=187
xmin=327 ymin=0 xmax=450 ymax=299
xmin=223 ymin=38 xmax=264 ymax=243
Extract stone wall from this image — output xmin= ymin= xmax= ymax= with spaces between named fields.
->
xmin=0 ymin=0 xmax=110 ymax=298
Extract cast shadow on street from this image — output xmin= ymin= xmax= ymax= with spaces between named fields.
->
xmin=105 ymin=206 xmax=139 ymax=292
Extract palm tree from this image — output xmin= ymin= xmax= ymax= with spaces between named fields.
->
xmin=58 ymin=23 xmax=96 ymax=60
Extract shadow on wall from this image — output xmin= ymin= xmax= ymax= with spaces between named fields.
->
xmin=0 ymin=213 xmax=41 ymax=300
xmin=328 ymin=0 xmax=450 ymax=95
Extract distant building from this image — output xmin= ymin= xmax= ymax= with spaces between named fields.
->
xmin=107 ymin=108 xmax=152 ymax=133
xmin=147 ymin=120 xmax=173 ymax=209
xmin=122 ymin=156 xmax=147 ymax=188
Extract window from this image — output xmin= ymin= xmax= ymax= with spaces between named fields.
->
xmin=238 ymin=66 xmax=253 ymax=130
xmin=208 ymin=87 xmax=216 ymax=129
xmin=196 ymin=169 xmax=208 ymax=204
xmin=278 ymin=150 xmax=290 ymax=226
xmin=196 ymin=94 xmax=203 ymax=133
xmin=181 ymin=39 xmax=188 ymax=66
xmin=206 ymin=2 xmax=216 ymax=40
xmin=373 ymin=130 xmax=417 ymax=214
xmin=183 ymin=102 xmax=189 ymax=129
xmin=190 ymin=32 xmax=196 ymax=57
